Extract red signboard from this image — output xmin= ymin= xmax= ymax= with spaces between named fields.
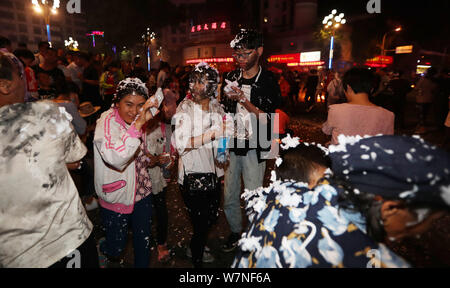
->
xmin=365 ymin=55 xmax=393 ymax=65
xmin=191 ymin=22 xmax=228 ymax=33
xmin=86 ymin=31 xmax=104 ymax=36
xmin=186 ymin=58 xmax=234 ymax=64
xmin=268 ymin=53 xmax=300 ymax=63
xmin=288 ymin=61 xmax=325 ymax=67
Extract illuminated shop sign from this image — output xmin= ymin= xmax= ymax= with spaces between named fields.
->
xmin=287 ymin=61 xmax=325 ymax=67
xmin=395 ymin=45 xmax=413 ymax=54
xmin=191 ymin=22 xmax=228 ymax=33
xmin=365 ymin=55 xmax=393 ymax=65
xmin=268 ymin=53 xmax=300 ymax=63
xmin=300 ymin=51 xmax=321 ymax=63
xmin=86 ymin=31 xmax=104 ymax=36
xmin=186 ymin=57 xmax=234 ymax=64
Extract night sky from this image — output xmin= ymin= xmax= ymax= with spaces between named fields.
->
xmin=82 ymin=0 xmax=449 ymax=56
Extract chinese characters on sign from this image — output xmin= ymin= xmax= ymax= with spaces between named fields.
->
xmin=191 ymin=22 xmax=228 ymax=33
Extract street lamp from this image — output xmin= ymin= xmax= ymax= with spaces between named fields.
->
xmin=381 ymin=26 xmax=402 ymax=57
xmin=142 ymin=27 xmax=156 ymax=72
xmin=31 ymin=0 xmax=60 ymax=47
xmin=64 ymin=37 xmax=79 ymax=51
xmin=323 ymin=9 xmax=346 ymax=69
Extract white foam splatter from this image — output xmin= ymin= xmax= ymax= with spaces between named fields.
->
xmin=440 ymin=185 xmax=450 ymax=205
xmin=399 ymin=185 xmax=418 ymax=199
xmin=280 ymin=134 xmax=300 ymax=150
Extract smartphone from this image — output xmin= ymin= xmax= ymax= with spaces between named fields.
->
xmin=149 ymin=88 xmax=164 ymax=116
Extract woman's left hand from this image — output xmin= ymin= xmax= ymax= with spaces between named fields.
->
xmin=135 ymin=96 xmax=160 ymax=130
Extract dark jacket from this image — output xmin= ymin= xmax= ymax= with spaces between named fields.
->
xmin=220 ymin=67 xmax=282 ymax=162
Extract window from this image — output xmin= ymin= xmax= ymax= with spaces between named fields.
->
xmin=17 ymin=13 xmax=26 ymax=22
xmin=0 ymin=9 xmax=14 ymax=20
xmin=35 ymin=37 xmax=42 ymax=43
xmin=19 ymin=35 xmax=28 ymax=43
xmin=19 ymin=24 xmax=27 ymax=33
xmin=14 ymin=1 xmax=24 ymax=10
xmin=8 ymin=35 xmax=17 ymax=42
xmin=0 ymin=22 xmax=14 ymax=31
xmin=212 ymin=47 xmax=216 ymax=56
xmin=1 ymin=0 xmax=13 ymax=8
xmin=197 ymin=48 xmax=201 ymax=58
xmin=171 ymin=26 xmax=177 ymax=34
xmin=32 ymin=16 xmax=40 ymax=24
xmin=34 ymin=27 xmax=41 ymax=35
xmin=172 ymin=37 xmax=177 ymax=44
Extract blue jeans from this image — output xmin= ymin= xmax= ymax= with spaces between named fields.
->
xmin=223 ymin=150 xmax=266 ymax=234
xmin=100 ymin=195 xmax=152 ymax=268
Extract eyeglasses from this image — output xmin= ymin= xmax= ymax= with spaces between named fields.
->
xmin=232 ymin=50 xmax=255 ymax=60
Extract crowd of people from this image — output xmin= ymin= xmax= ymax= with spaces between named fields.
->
xmin=0 ymin=29 xmax=449 ymax=269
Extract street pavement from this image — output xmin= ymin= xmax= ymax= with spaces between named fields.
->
xmin=86 ymin=99 xmax=450 ymax=268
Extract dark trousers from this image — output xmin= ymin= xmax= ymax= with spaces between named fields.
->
xmin=49 ymin=232 xmax=99 ymax=268
xmin=305 ymin=89 xmax=317 ymax=107
xmin=180 ymin=183 xmax=220 ymax=268
xmin=152 ymin=188 xmax=168 ymax=245
xmin=100 ymin=195 xmax=152 ymax=268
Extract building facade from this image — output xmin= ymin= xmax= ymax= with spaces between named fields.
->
xmin=0 ymin=0 xmax=89 ymax=52
xmin=158 ymin=0 xmax=321 ymax=70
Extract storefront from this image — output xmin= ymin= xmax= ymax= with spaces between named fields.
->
xmin=267 ymin=51 xmax=325 ymax=72
xmin=184 ymin=57 xmax=235 ymax=73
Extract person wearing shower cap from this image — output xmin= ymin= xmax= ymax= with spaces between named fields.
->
xmin=233 ymin=134 xmax=449 ymax=268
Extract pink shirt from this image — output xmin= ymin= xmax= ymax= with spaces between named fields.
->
xmin=322 ymin=103 xmax=394 ymax=145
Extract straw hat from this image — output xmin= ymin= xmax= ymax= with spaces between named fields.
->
xmin=79 ymin=101 xmax=101 ymax=117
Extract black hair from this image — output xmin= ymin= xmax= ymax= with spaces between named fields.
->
xmin=230 ymin=29 xmax=263 ymax=50
xmin=78 ymin=52 xmax=90 ymax=62
xmin=0 ymin=36 xmax=11 ymax=48
xmin=13 ymin=49 xmax=35 ymax=61
xmin=106 ymin=60 xmax=121 ymax=70
xmin=276 ymin=143 xmax=331 ymax=183
xmin=159 ymin=61 xmax=170 ymax=71
xmin=342 ymin=68 xmax=377 ymax=96
xmin=38 ymin=41 xmax=50 ymax=49
xmin=0 ymin=52 xmax=14 ymax=80
xmin=189 ymin=63 xmax=220 ymax=98
xmin=112 ymin=77 xmax=149 ymax=104
xmin=328 ymin=176 xmax=385 ymax=242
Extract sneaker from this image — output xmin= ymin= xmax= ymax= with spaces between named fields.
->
xmin=186 ymin=246 xmax=214 ymax=263
xmin=157 ymin=244 xmax=170 ymax=263
xmin=221 ymin=233 xmax=240 ymax=252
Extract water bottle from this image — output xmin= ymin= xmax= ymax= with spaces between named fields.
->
xmin=216 ymin=136 xmax=229 ymax=164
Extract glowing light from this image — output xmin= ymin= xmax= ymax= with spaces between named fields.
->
xmin=186 ymin=57 xmax=234 ymax=64
xmin=191 ymin=21 xmax=228 ymax=33
xmin=64 ymin=37 xmax=79 ymax=50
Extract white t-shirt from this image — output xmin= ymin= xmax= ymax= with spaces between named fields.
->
xmin=173 ymin=98 xmax=225 ymax=184
xmin=0 ymin=101 xmax=92 ymax=268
